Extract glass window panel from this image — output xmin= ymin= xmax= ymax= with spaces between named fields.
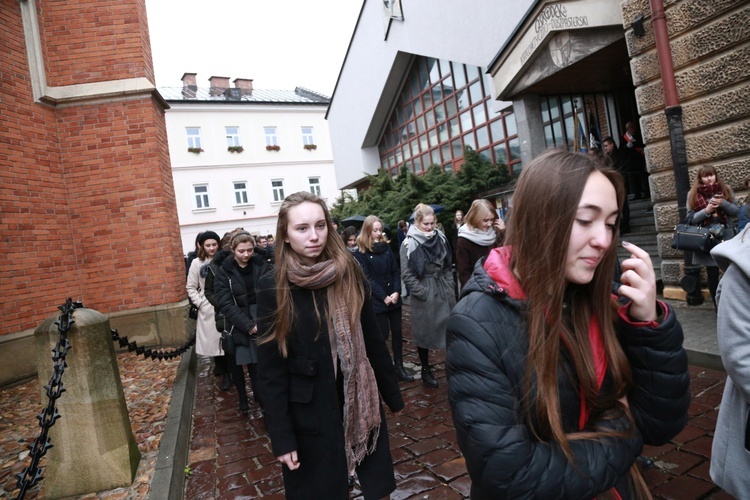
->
xmin=416 ymin=115 xmax=426 ymax=135
xmin=463 ymin=132 xmax=476 ymax=150
xmin=451 ymin=138 xmax=463 ymax=159
xmin=388 ymin=153 xmax=396 ymax=167
xmin=513 ymin=162 xmax=523 ymax=175
xmin=564 ymin=116 xmax=575 ymax=147
xmin=445 ymin=97 xmax=457 ymax=118
xmin=561 ymin=96 xmax=572 ymax=115
xmin=442 ymin=77 xmax=455 ymax=97
xmin=381 ymin=157 xmax=389 ymax=170
xmin=410 ymin=74 xmax=421 ymax=100
xmin=438 ymin=123 xmax=449 ymax=142
xmin=444 ymin=163 xmax=453 ymax=173
xmin=433 ymin=82 xmax=444 ymax=102
xmin=472 ymin=103 xmax=486 ymax=126
xmin=453 ymin=64 xmax=467 ymax=88
xmin=425 ymin=109 xmax=436 ymax=129
xmin=395 ymin=147 xmax=403 ymax=164
xmin=410 ymin=138 xmax=419 ymax=155
xmin=494 ymin=143 xmax=509 ymax=165
xmin=469 ymin=81 xmax=483 ymax=104
xmin=421 ymin=153 xmax=430 ymax=171
xmin=418 ymin=59 xmax=430 ymax=91
xmin=401 ymin=85 xmax=411 ymax=103
xmin=414 ymin=97 xmax=423 ymax=115
xmin=509 ymin=137 xmax=521 ymax=160
xmin=441 ymin=142 xmax=451 ymax=162
xmin=449 ymin=118 xmax=460 ymax=138
xmin=544 ymin=125 xmax=555 ymax=148
xmin=434 ymin=103 xmax=446 ymax=122
xmin=413 ymin=156 xmax=421 ymax=173
xmin=397 ymin=107 xmax=405 ymax=125
xmin=476 ymin=125 xmax=490 ymax=150
xmin=553 ymin=121 xmax=564 ymax=146
xmin=460 ymin=110 xmax=472 ymax=132
xmin=428 ymin=129 xmax=438 ymax=148
xmin=505 ymin=112 xmax=517 ymax=137
xmin=466 ymin=64 xmax=480 ymax=82
xmin=420 ymin=134 xmax=429 ymax=152
xmin=407 ymin=121 xmax=417 ymax=138
xmin=403 ymin=143 xmax=412 ymax=160
xmin=404 ymin=102 xmax=414 ymax=122
xmin=490 ymin=119 xmax=505 ymax=142
xmin=439 ymin=59 xmax=451 ymax=78
xmin=431 ymin=148 xmax=441 ymax=166
xmin=427 ymin=57 xmax=440 ymax=85
xmin=402 ymin=160 xmax=412 ymax=173
xmin=549 ymin=98 xmax=560 ymax=120
xmin=540 ymin=98 xmax=550 ymax=122
xmin=423 ymin=90 xmax=433 ymax=109
xmin=479 ymin=149 xmax=493 ymax=163
xmin=456 ymin=89 xmax=470 ymax=111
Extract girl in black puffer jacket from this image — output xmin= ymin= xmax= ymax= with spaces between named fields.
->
xmin=214 ymin=231 xmax=271 ymax=412
xmin=446 ymin=150 xmax=690 ymax=499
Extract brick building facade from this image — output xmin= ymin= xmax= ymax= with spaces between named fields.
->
xmin=0 ymin=0 xmax=187 ymax=385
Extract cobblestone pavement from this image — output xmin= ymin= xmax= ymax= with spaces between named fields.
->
xmin=183 ymin=308 xmax=734 ymax=499
xmin=0 ymin=353 xmax=180 ymax=499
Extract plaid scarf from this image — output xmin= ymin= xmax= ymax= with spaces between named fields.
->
xmin=287 ymin=258 xmax=381 ymax=474
xmin=695 ymin=183 xmax=727 ymax=225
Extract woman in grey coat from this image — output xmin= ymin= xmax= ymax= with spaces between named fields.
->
xmin=400 ymin=203 xmax=455 ymax=388
xmin=710 ymin=226 xmax=750 ymax=497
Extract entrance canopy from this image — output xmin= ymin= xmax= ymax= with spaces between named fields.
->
xmin=488 ymin=0 xmax=626 ymax=100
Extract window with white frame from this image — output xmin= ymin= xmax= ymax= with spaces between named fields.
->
xmin=193 ymin=184 xmax=210 ymax=209
xmin=301 ymin=126 xmax=315 ymax=146
xmin=271 ymin=179 xmax=285 ymax=202
xmin=264 ymin=127 xmax=278 ymax=146
xmin=233 ymin=181 xmax=249 ymax=205
xmin=226 ymin=127 xmax=240 ymax=147
xmin=186 ymin=127 xmax=202 ymax=149
xmin=308 ymin=177 xmax=321 ymax=196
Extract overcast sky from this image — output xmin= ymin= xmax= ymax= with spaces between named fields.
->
xmin=145 ymin=0 xmax=363 ymax=97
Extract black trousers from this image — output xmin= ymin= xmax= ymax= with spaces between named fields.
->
xmin=375 ymin=307 xmax=404 ymax=364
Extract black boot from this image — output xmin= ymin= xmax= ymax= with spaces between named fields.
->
xmin=421 ymin=366 xmax=438 ymax=388
xmin=221 ymin=373 xmax=232 ymax=392
xmin=238 ymin=389 xmax=249 ymax=412
xmin=395 ymin=361 xmax=414 ymax=382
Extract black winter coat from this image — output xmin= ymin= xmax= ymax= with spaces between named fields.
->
xmin=214 ymin=253 xmax=270 ymax=347
xmin=205 ymin=249 xmax=230 ymax=333
xmin=356 ymin=242 xmax=402 ymax=315
xmin=256 ymin=273 xmax=404 ymax=498
xmin=446 ymin=257 xmax=691 ymax=499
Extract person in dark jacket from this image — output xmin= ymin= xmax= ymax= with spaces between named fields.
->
xmin=455 ymin=199 xmax=504 ymax=289
xmin=357 ymin=215 xmax=414 ymax=382
xmin=256 ymin=191 xmax=404 ymax=499
xmin=446 ymin=150 xmax=690 ymax=499
xmin=214 ymin=231 xmax=270 ymax=412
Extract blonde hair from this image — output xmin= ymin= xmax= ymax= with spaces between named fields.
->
xmin=412 ymin=203 xmax=435 ymax=225
xmin=357 ymin=215 xmax=387 ymax=253
xmin=464 ymin=199 xmax=497 ymax=230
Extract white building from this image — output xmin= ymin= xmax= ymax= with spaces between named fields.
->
xmin=162 ymin=74 xmax=339 ymax=254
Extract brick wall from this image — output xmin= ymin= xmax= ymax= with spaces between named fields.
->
xmin=0 ymin=0 xmax=184 ymax=337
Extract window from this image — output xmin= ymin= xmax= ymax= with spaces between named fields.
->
xmin=226 ymin=127 xmax=240 ymax=147
xmin=264 ymin=127 xmax=278 ymax=146
xmin=309 ymin=177 xmax=321 ymax=196
xmin=193 ymin=184 xmax=210 ymax=209
xmin=233 ymin=181 xmax=249 ymax=205
xmin=301 ymin=127 xmax=315 ymax=146
xmin=271 ymin=179 xmax=285 ymax=202
xmin=186 ymin=127 xmax=201 ymax=149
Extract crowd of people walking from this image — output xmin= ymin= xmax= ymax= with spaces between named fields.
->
xmin=182 ymin=147 xmax=748 ymax=498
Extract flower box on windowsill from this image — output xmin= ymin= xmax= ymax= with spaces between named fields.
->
xmin=228 ymin=146 xmax=244 ymax=153
xmin=303 ymin=144 xmax=317 ymax=151
xmin=187 ymin=147 xmax=204 ymax=154
xmin=266 ymin=145 xmax=281 ymax=151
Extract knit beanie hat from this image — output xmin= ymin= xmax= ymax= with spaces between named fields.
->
xmin=198 ymin=231 xmax=221 ymax=245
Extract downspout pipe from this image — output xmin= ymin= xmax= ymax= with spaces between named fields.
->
xmin=649 ymin=0 xmax=690 ymax=222
xmin=649 ymin=0 xmax=701 ymax=303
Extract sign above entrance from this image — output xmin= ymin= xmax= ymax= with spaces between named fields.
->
xmin=488 ymin=0 xmax=622 ymax=100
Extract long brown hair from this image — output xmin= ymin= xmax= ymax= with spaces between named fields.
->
xmin=260 ymin=191 xmax=365 ymax=357
xmin=505 ymin=149 xmax=649 ymax=498
xmin=687 ymin=165 xmax=733 ymax=210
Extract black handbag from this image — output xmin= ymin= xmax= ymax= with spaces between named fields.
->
xmin=671 ymin=223 xmax=720 ymax=253
xmin=220 ymin=329 xmax=236 ymax=356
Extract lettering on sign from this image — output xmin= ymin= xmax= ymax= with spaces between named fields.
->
xmin=521 ymin=3 xmax=588 ymax=64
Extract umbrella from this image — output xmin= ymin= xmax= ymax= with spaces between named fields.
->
xmin=341 ymin=215 xmax=367 ymax=229
xmin=408 ymin=204 xmax=445 ymax=223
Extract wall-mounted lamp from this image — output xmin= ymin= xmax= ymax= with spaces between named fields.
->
xmin=631 ymin=14 xmax=646 ymax=38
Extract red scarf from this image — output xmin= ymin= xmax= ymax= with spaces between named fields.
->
xmin=695 ymin=183 xmax=727 ymax=225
